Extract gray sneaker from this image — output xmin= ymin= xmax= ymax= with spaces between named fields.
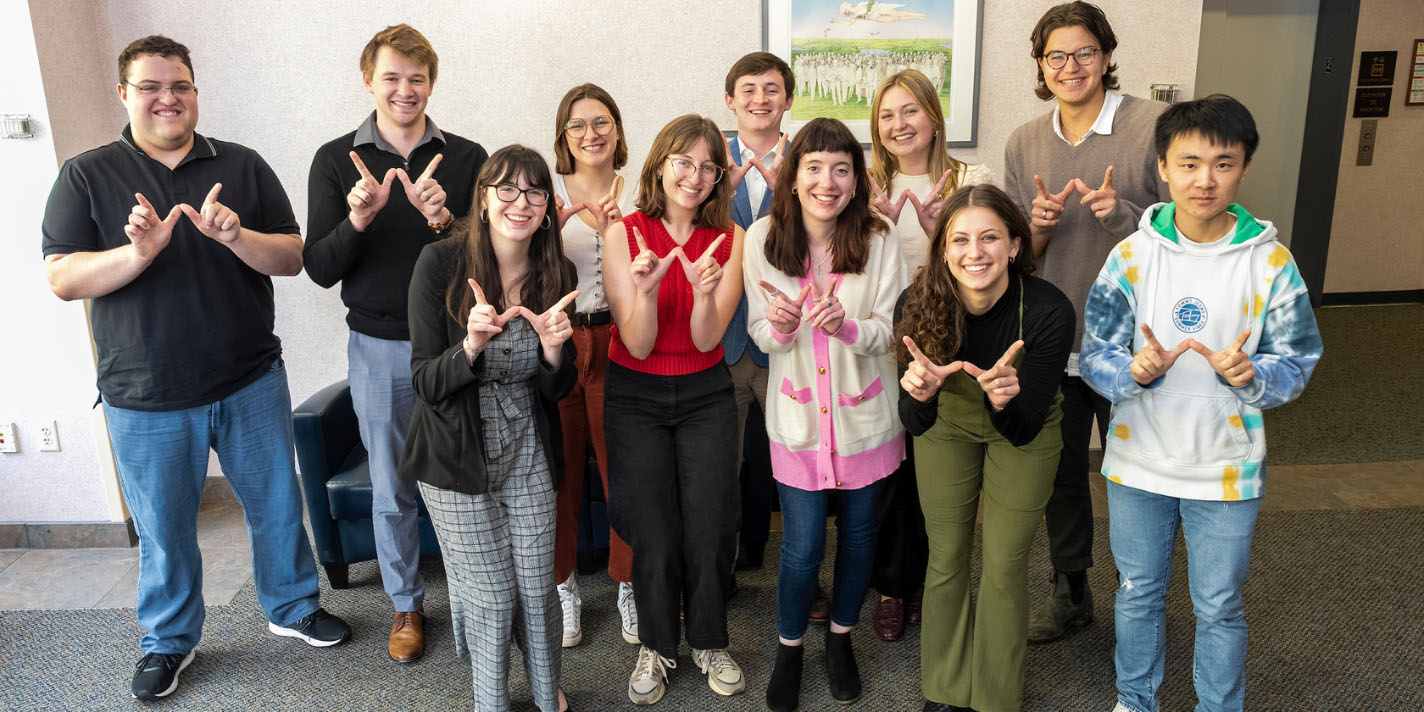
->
xmin=692 ymin=647 xmax=746 ymax=696
xmin=1028 ymin=571 xmax=1093 ymax=643
xmin=628 ymin=645 xmax=676 ymax=705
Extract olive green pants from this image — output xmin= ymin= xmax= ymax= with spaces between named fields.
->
xmin=915 ymin=374 xmax=1062 ymax=712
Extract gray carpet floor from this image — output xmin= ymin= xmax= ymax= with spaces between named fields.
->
xmin=3 ymin=507 xmax=1421 ymax=711
xmin=1265 ymin=304 xmax=1424 ymax=465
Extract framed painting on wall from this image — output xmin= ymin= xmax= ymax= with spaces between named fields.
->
xmin=763 ymin=0 xmax=983 ymax=147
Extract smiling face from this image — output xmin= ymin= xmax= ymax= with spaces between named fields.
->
xmin=658 ymin=138 xmax=717 ymax=214
xmin=876 ymin=85 xmax=934 ymax=171
xmin=1039 ymin=25 xmax=1111 ymax=109
xmin=943 ymin=205 xmax=1021 ymax=305
xmin=364 ymin=45 xmax=432 ymax=131
xmin=118 ymin=53 xmax=197 ymax=156
xmin=483 ymin=173 xmax=549 ymax=244
xmin=564 ymin=98 xmax=618 ymax=169
xmin=1158 ymin=131 xmax=1250 ymax=241
xmin=796 ymin=150 xmax=856 ymax=226
xmin=725 ymin=69 xmax=791 ymax=134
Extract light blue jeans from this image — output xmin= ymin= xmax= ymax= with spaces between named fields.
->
xmin=1107 ymin=480 xmax=1262 ymax=712
xmin=348 ymin=331 xmax=423 ymax=612
xmin=104 ymin=358 xmax=320 ymax=654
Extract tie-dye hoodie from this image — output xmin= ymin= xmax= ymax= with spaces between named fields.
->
xmin=1080 ymin=203 xmax=1323 ymax=501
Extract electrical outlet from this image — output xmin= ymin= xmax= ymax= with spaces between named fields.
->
xmin=0 ymin=422 xmax=16 ymax=453
xmin=38 ymin=421 xmax=60 ymax=452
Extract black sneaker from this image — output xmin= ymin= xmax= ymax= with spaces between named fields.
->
xmin=131 ymin=650 xmax=194 ymax=700
xmin=268 ymin=608 xmax=351 ymax=647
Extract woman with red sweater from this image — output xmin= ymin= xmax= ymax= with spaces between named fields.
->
xmin=602 ymin=114 xmax=746 ymax=705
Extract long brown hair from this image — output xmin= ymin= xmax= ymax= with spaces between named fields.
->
xmin=634 ymin=114 xmax=732 ymax=229
xmin=868 ymin=69 xmax=966 ymax=200
xmin=895 ymin=184 xmax=1037 ymax=368
xmin=764 ymin=118 xmax=885 ymax=277
xmin=444 ymin=145 xmax=574 ymax=323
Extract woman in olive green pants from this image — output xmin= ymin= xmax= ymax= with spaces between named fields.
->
xmin=896 ymin=185 xmax=1073 ymax=712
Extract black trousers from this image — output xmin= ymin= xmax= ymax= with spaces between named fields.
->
xmin=605 ymin=362 xmax=739 ymax=657
xmin=871 ymin=437 xmax=927 ymax=599
xmin=740 ymin=402 xmax=774 ymax=551
xmin=1044 ymin=374 xmax=1110 ymax=572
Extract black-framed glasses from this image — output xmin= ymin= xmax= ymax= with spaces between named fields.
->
xmin=564 ymin=116 xmax=615 ymax=138
xmin=489 ymin=183 xmax=550 ymax=206
xmin=667 ymin=156 xmax=724 ymax=184
xmin=125 ymin=81 xmax=197 ymax=96
xmin=1041 ymin=46 xmax=1101 ymax=70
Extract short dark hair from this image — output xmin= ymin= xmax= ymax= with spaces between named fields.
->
xmin=1154 ymin=94 xmax=1260 ymax=162
xmin=118 ymin=35 xmax=193 ymax=85
xmin=724 ymin=52 xmax=794 ymax=97
xmin=1029 ymin=2 xmax=1118 ymax=101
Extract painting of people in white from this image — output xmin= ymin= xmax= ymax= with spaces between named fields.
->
xmin=766 ymin=0 xmax=982 ymax=145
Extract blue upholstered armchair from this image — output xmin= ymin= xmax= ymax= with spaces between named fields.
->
xmin=291 ymin=380 xmax=440 ymax=589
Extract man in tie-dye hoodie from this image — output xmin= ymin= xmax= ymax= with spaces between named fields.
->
xmin=1080 ymin=94 xmax=1322 ymax=712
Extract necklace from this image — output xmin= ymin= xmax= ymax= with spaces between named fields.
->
xmin=811 ymin=248 xmax=833 ymax=276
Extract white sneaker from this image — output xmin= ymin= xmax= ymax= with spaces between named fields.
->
xmin=618 ymin=581 xmax=640 ymax=644
xmin=1111 ymin=704 xmax=1134 ymax=712
xmin=557 ymin=574 xmax=582 ymax=648
xmin=628 ymin=645 xmax=676 ymax=705
xmin=691 ymin=647 xmax=746 ymax=696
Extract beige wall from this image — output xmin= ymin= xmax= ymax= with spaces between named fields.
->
xmin=1323 ymin=0 xmax=1424 ymax=293
xmin=1194 ymin=0 xmax=1318 ymax=248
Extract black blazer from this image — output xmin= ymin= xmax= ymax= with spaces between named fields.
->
xmin=398 ymin=237 xmax=578 ymax=495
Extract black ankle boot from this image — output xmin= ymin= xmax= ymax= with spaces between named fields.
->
xmin=825 ymin=629 xmax=861 ymax=703
xmin=766 ymin=642 xmax=804 ymax=712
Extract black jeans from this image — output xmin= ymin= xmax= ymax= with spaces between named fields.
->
xmin=1044 ymin=374 xmax=1110 ymax=572
xmin=871 ymin=438 xmax=927 ymax=599
xmin=605 ymin=362 xmax=739 ymax=656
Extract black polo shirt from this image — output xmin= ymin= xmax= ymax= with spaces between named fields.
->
xmin=304 ymin=113 xmax=486 ymax=340
xmin=41 ymin=125 xmax=300 ymax=412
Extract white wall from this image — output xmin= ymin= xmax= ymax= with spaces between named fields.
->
xmin=4 ymin=0 xmax=1202 ymax=523
xmin=1194 ymin=0 xmax=1318 ymax=248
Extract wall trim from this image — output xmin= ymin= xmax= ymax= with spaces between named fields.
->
xmin=1322 ymin=290 xmax=1424 ymax=306
xmin=0 ymin=476 xmax=236 ymax=549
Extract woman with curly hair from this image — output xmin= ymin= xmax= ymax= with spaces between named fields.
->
xmin=895 ymin=184 xmax=1073 ymax=712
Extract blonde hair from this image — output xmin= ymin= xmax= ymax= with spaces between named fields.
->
xmin=868 ymin=69 xmax=964 ymax=199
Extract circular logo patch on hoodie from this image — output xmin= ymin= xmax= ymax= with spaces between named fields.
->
xmin=1173 ymin=297 xmax=1207 ymax=333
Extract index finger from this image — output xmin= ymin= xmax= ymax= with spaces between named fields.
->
xmin=1033 ymin=174 xmax=1048 ymax=199
xmin=203 ymin=183 xmax=222 ymax=207
xmin=758 ymin=280 xmax=787 ymax=301
xmin=349 ymin=151 xmax=375 ymax=182
xmin=547 ymin=289 xmax=579 ymax=315
xmin=902 ymin=335 xmax=931 ymax=366
xmin=1227 ymin=328 xmax=1251 ymax=353
xmin=1101 ymin=164 xmax=1114 ymax=190
xmin=418 ymin=153 xmax=443 ymax=183
xmin=135 ymin=192 xmax=156 ymax=212
xmin=467 ymin=277 xmax=488 ymax=306
xmin=608 ymin=175 xmax=624 ymax=202
xmin=826 ymin=274 xmax=841 ymax=299
xmin=1140 ymin=323 xmax=1164 ymax=350
xmin=931 ymin=168 xmax=953 ymax=195
xmin=632 ymin=225 xmax=649 ymax=255
xmin=996 ymin=339 xmax=1025 ymax=368
xmin=699 ymin=233 xmax=727 ymax=262
xmin=793 ymin=284 xmax=812 ymax=307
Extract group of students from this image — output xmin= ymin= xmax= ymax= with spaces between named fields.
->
xmin=38 ymin=3 xmax=1324 ymax=712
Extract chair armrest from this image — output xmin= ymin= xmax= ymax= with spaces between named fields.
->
xmin=292 ymin=380 xmax=362 ymax=566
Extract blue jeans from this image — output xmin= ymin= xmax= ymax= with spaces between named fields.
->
xmin=775 ymin=479 xmax=884 ymax=640
xmin=348 ymin=331 xmax=423 ymax=612
xmin=1107 ymin=480 xmax=1262 ymax=712
xmin=104 ymin=359 xmax=321 ymax=654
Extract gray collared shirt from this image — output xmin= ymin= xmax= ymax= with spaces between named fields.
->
xmin=353 ymin=111 xmax=446 ymax=156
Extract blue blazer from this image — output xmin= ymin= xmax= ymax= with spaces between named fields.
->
xmin=722 ymin=135 xmax=774 ymax=367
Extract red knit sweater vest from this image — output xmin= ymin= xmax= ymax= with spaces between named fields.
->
xmin=608 ymin=211 xmax=733 ymax=375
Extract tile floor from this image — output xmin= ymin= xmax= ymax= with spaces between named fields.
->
xmin=3 ymin=458 xmax=1422 ymax=611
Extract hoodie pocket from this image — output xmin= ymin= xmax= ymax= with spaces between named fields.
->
xmin=1115 ymin=391 xmax=1253 ymax=467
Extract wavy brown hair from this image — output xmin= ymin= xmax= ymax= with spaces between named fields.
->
xmin=553 ymin=83 xmax=628 ymax=174
xmin=1030 ymin=2 xmax=1119 ymax=101
xmin=634 ymin=114 xmax=732 ymax=229
xmin=895 ymin=184 xmax=1037 ymax=369
xmin=765 ymin=118 xmax=885 ymax=277
xmin=868 ymin=70 xmax=966 ymax=200
xmin=444 ymin=145 xmax=574 ymax=322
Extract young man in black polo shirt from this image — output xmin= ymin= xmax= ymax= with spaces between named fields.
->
xmin=41 ymin=35 xmax=349 ymax=701
xmin=304 ymin=23 xmax=485 ymax=665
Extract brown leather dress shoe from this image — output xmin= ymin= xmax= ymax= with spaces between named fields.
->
xmin=388 ymin=610 xmax=425 ymax=663
xmin=873 ymin=597 xmax=905 ymax=641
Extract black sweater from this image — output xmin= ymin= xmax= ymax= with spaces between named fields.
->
xmin=897 ymin=273 xmax=1074 ymax=446
xmin=397 ymin=237 xmax=578 ymax=495
xmin=304 ymin=126 xmax=486 ymax=340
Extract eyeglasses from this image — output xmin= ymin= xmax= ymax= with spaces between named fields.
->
xmin=125 ymin=81 xmax=198 ymax=96
xmin=564 ymin=116 xmax=615 ymax=138
xmin=489 ymin=183 xmax=550 ymax=206
xmin=667 ymin=156 xmax=724 ymax=184
xmin=1041 ymin=46 xmax=1101 ymax=70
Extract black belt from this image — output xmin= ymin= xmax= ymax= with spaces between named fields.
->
xmin=572 ymin=311 xmax=611 ymax=327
